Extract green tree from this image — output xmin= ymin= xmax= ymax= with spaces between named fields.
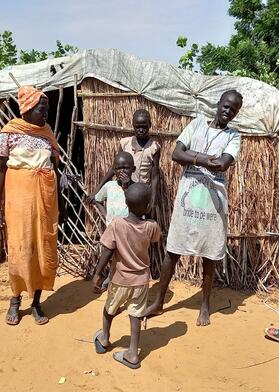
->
xmin=176 ymin=36 xmax=199 ymax=70
xmin=177 ymin=0 xmax=279 ymax=87
xmin=0 ymin=31 xmax=17 ymax=69
xmin=0 ymin=31 xmax=79 ymax=69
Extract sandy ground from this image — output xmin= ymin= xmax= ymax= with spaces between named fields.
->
xmin=0 ymin=262 xmax=279 ymax=392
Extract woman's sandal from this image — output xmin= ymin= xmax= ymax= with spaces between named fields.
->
xmin=6 ymin=296 xmax=22 ymax=325
xmin=31 ymin=305 xmax=49 ymax=325
xmin=265 ymin=325 xmax=279 ymax=342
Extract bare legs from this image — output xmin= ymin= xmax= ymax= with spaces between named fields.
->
xmin=144 ymin=251 xmax=179 ymax=316
xmin=144 ymin=252 xmax=216 ymax=326
xmin=97 ymin=308 xmax=141 ymax=364
xmin=196 ymin=258 xmax=215 ymax=326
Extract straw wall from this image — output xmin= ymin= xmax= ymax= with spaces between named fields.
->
xmin=81 ymin=78 xmax=279 ymax=291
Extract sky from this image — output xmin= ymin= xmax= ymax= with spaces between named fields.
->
xmin=0 ymin=0 xmax=235 ymax=65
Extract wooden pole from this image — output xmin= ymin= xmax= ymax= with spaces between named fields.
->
xmin=78 ymin=91 xmax=140 ymax=98
xmin=74 ymin=121 xmax=278 ymax=139
xmin=68 ymin=74 xmax=78 ymax=158
xmin=54 ymin=86 xmax=64 ymax=137
xmin=8 ymin=73 xmax=21 ymax=88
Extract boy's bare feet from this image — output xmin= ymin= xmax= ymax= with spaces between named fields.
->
xmin=196 ymin=304 xmax=210 ymax=326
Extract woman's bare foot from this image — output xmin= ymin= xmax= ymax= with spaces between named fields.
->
xmin=6 ymin=296 xmax=21 ymax=325
xmin=196 ymin=304 xmax=211 ymax=326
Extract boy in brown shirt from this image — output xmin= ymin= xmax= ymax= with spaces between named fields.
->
xmin=92 ymin=183 xmax=161 ymax=369
xmin=91 ymin=109 xmax=160 ymax=216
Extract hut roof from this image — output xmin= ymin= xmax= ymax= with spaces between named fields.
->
xmin=0 ymin=48 xmax=278 ymax=134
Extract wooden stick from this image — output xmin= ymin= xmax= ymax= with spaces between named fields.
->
xmin=75 ymin=121 xmax=180 ymax=137
xmin=75 ymin=121 xmax=278 ymax=138
xmin=8 ymin=73 xmax=21 ymax=88
xmin=0 ymin=108 xmax=10 ymax=122
xmin=78 ymin=91 xmax=139 ymax=98
xmin=54 ymin=86 xmax=64 ymax=137
xmin=228 ymin=233 xmax=279 ymax=238
xmin=68 ymin=74 xmax=78 ymax=158
xmin=8 ymin=93 xmax=19 ymax=104
xmin=3 ymin=100 xmax=17 ymax=119
xmin=0 ymin=117 xmax=5 ymax=127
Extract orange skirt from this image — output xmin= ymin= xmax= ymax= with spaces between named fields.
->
xmin=5 ymin=168 xmax=58 ymax=297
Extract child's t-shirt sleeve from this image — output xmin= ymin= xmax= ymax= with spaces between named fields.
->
xmin=95 ymin=183 xmax=108 ymax=202
xmin=176 ymin=117 xmax=199 ymax=149
xmin=149 ymin=221 xmax=161 ymax=243
xmin=223 ymin=130 xmax=241 ymax=161
xmin=100 ymin=221 xmax=116 ymax=250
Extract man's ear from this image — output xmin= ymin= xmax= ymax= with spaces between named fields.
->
xmin=132 ymin=165 xmax=136 ymax=173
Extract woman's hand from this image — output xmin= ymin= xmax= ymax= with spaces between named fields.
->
xmin=200 ymin=153 xmax=234 ymax=172
xmin=0 ymin=211 xmax=5 ymax=229
xmin=198 ymin=155 xmax=223 ymax=171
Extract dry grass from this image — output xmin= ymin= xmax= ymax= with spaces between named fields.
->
xmin=81 ymin=78 xmax=279 ymax=291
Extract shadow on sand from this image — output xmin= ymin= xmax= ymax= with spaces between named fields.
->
xmin=153 ymin=284 xmax=253 ymax=317
xmin=41 ymin=279 xmax=101 ymax=319
xmin=113 ymin=320 xmax=188 ymax=361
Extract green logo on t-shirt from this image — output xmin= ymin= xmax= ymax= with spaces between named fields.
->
xmin=189 ymin=185 xmax=210 ymax=209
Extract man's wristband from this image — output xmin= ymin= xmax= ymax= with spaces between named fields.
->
xmin=193 ymin=152 xmax=199 ymax=166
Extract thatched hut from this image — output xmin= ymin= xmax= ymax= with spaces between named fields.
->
xmin=0 ymin=49 xmax=278 ymax=291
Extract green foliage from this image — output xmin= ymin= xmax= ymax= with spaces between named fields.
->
xmin=50 ymin=40 xmax=79 ymax=58
xmin=177 ymin=0 xmax=279 ymax=87
xmin=19 ymin=49 xmax=48 ymax=64
xmin=177 ymin=36 xmax=199 ymax=70
xmin=0 ymin=31 xmax=79 ymax=69
xmin=0 ymin=31 xmax=17 ymax=69
xmin=176 ymin=36 xmax=188 ymax=48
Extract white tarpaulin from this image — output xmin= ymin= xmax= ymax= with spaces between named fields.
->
xmin=0 ymin=48 xmax=278 ymax=134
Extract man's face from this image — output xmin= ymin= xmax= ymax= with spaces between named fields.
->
xmin=133 ymin=114 xmax=151 ymax=140
xmin=216 ymin=95 xmax=241 ymax=126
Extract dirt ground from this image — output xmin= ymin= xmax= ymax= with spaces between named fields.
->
xmin=0 ymin=262 xmax=278 ymax=392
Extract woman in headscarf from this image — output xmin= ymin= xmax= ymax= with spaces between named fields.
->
xmin=0 ymin=86 xmax=66 ymax=325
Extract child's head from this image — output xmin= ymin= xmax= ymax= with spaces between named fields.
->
xmin=113 ymin=152 xmax=135 ymax=183
xmin=125 ymin=183 xmax=151 ymax=217
xmin=216 ymin=90 xmax=243 ymax=126
xmin=132 ymin=109 xmax=151 ymax=141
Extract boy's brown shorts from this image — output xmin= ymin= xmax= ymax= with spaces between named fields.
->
xmin=105 ymin=283 xmax=149 ymax=318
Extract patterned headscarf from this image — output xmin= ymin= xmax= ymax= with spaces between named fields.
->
xmin=18 ymin=86 xmax=47 ymax=115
